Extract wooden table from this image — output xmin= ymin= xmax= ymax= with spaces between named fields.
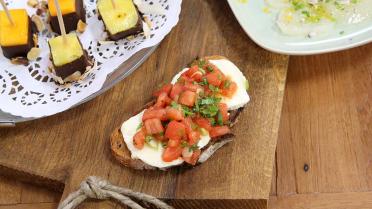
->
xmin=1 ymin=2 xmax=372 ymax=209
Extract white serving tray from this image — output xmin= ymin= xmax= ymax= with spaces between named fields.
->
xmin=0 ymin=46 xmax=156 ymax=127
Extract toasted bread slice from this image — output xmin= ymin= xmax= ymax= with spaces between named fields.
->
xmin=110 ymin=56 xmax=247 ymax=170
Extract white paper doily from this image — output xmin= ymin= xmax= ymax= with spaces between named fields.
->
xmin=0 ymin=0 xmax=181 ymax=118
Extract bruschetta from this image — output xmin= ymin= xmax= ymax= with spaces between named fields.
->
xmin=110 ymin=56 xmax=250 ymax=170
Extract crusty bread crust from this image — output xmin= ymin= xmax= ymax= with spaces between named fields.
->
xmin=110 ymin=56 xmax=246 ymax=170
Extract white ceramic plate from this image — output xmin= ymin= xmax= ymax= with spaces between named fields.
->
xmin=227 ymin=0 xmax=372 ymax=55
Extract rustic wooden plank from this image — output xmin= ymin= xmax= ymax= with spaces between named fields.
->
xmin=276 ymin=44 xmax=372 ymax=196
xmin=0 ymin=176 xmax=20 ymax=205
xmin=0 ymin=1 xmax=288 ymax=208
xmin=20 ymin=183 xmax=60 ymax=204
xmin=269 ymin=192 xmax=372 ymax=209
xmin=0 ymin=203 xmax=57 ymax=209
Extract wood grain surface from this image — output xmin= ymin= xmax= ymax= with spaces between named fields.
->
xmin=2 ymin=42 xmax=372 ymax=209
xmin=0 ymin=1 xmax=288 ymax=209
xmin=270 ymin=43 xmax=372 ymax=208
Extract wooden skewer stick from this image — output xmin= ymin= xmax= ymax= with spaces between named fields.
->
xmin=0 ymin=0 xmax=14 ymax=25
xmin=111 ymin=0 xmax=116 ymax=9
xmin=53 ymin=0 xmax=67 ymax=43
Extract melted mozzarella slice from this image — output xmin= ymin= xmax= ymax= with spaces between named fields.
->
xmin=209 ymin=59 xmax=250 ymax=110
xmin=171 ymin=59 xmax=250 ymax=110
xmin=121 ymin=110 xmax=211 ymax=168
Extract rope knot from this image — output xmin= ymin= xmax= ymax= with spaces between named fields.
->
xmin=80 ymin=176 xmax=110 ymax=199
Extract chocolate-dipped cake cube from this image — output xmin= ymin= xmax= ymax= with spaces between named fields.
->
xmin=97 ymin=0 xmax=143 ymax=41
xmin=48 ymin=0 xmax=86 ymax=34
xmin=48 ymin=33 xmax=91 ymax=81
xmin=0 ymin=9 xmax=35 ymax=59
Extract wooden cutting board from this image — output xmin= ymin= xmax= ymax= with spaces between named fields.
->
xmin=0 ymin=1 xmax=288 ymax=208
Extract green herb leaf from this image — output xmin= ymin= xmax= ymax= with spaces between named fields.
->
xmin=161 ymin=141 xmax=167 ymax=148
xmin=208 ymin=84 xmax=220 ymax=93
xmin=181 ymin=140 xmax=189 ymax=148
xmin=206 ymin=65 xmax=214 ymax=72
xmin=217 ymin=111 xmax=224 ymax=126
xmin=198 ymin=96 xmax=221 ymax=105
xmin=198 ymin=78 xmax=208 ymax=86
xmin=182 ymin=105 xmax=194 ymax=117
xmin=223 ymin=80 xmax=231 ymax=89
xmin=189 ymin=144 xmax=199 ymax=152
xmin=198 ymin=59 xmax=206 ymax=68
xmin=171 ymin=101 xmax=180 ymax=109
xmin=198 ymin=67 xmax=206 ymax=75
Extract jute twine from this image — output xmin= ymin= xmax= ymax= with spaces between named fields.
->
xmin=58 ymin=176 xmax=174 ymax=209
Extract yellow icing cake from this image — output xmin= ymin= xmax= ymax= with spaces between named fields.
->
xmin=48 ymin=33 xmax=83 ymax=66
xmin=0 ymin=9 xmax=29 ymax=47
xmin=48 ymin=0 xmax=76 ymax=16
xmin=97 ymin=0 xmax=139 ymax=35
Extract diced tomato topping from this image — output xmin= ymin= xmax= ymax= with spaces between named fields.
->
xmin=183 ymin=65 xmax=198 ymax=77
xmin=133 ymin=129 xmax=145 ymax=149
xmin=153 ymin=84 xmax=173 ymax=97
xmin=206 ymin=71 xmax=224 ymax=87
xmin=186 ymin=65 xmax=204 ymax=81
xmin=220 ymin=81 xmax=238 ymax=98
xmin=165 ymin=121 xmax=186 ymax=141
xmin=187 ymin=131 xmax=200 ymax=145
xmin=182 ymin=117 xmax=194 ymax=134
xmin=154 ymin=92 xmax=172 ymax=108
xmin=218 ymin=103 xmax=229 ymax=122
xmin=168 ymin=138 xmax=181 ymax=147
xmin=169 ymin=83 xmax=183 ymax=101
xmin=183 ymin=82 xmax=199 ymax=92
xmin=153 ymin=133 xmax=166 ymax=141
xmin=144 ymin=118 xmax=164 ymax=135
xmin=142 ymin=109 xmax=167 ymax=121
xmin=209 ymin=126 xmax=230 ymax=138
xmin=166 ymin=107 xmax=184 ymax=121
xmin=178 ymin=90 xmax=197 ymax=107
xmin=190 ymin=71 xmax=203 ymax=81
xmin=183 ymin=149 xmax=201 ymax=165
xmin=162 ymin=146 xmax=183 ymax=162
xmin=194 ymin=117 xmax=212 ymax=131
xmin=177 ymin=74 xmax=194 ymax=84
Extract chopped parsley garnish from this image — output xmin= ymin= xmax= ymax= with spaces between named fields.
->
xmin=189 ymin=144 xmax=199 ymax=152
xmin=161 ymin=141 xmax=168 ymax=148
xmin=181 ymin=140 xmax=188 ymax=148
xmin=198 ymin=59 xmax=206 ymax=68
xmin=206 ymin=65 xmax=214 ymax=72
xmin=208 ymin=84 xmax=220 ymax=93
xmin=145 ymin=135 xmax=154 ymax=143
xmin=198 ymin=68 xmax=206 ymax=75
xmin=198 ymin=78 xmax=208 ymax=86
xmin=194 ymin=96 xmax=221 ymax=118
xmin=217 ymin=111 xmax=224 ymax=126
xmin=198 ymin=96 xmax=221 ymax=105
xmin=182 ymin=105 xmax=194 ymax=117
xmin=223 ymin=80 xmax=231 ymax=89
xmin=171 ymin=101 xmax=179 ymax=108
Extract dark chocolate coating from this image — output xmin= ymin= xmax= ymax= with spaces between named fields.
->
xmin=98 ymin=6 xmax=143 ymax=41
xmin=1 ymin=17 xmax=35 ymax=59
xmin=48 ymin=38 xmax=92 ymax=80
xmin=53 ymin=50 xmax=91 ymax=79
xmin=50 ymin=0 xmax=86 ymax=34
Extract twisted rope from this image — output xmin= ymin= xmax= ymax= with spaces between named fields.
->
xmin=58 ymin=176 xmax=174 ymax=209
